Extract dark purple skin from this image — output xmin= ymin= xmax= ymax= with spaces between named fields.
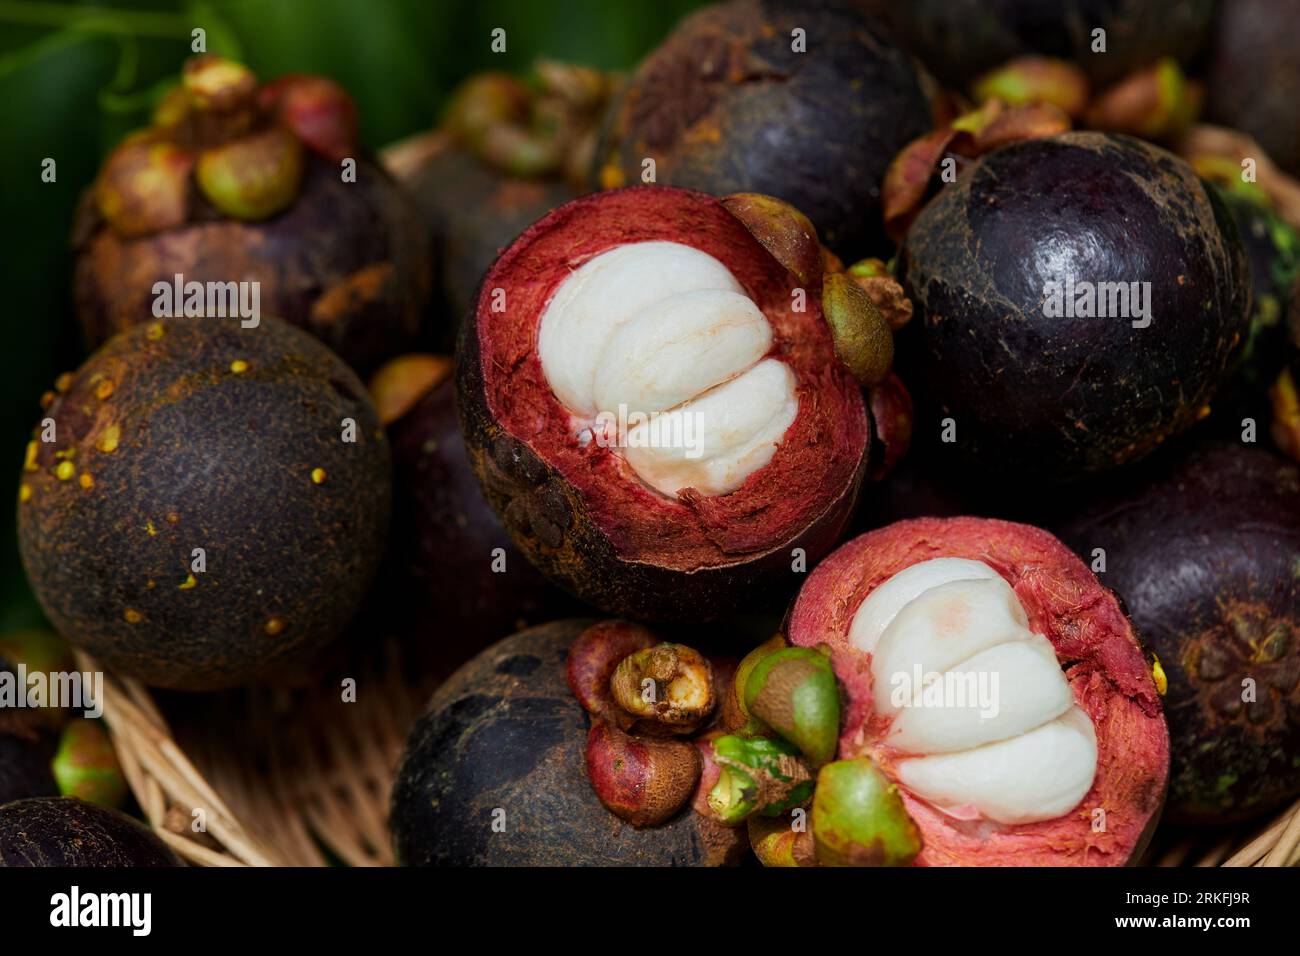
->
xmin=0 ymin=798 xmax=180 ymax=867
xmin=898 ymin=132 xmax=1251 ymax=484
xmin=388 ymin=378 xmax=578 ymax=679
xmin=1058 ymin=442 xmax=1300 ymax=824
xmin=596 ymin=0 xmax=928 ymax=258
xmin=866 ymin=0 xmax=1213 ymax=87
xmin=390 ymin=620 xmax=749 ymax=866
xmin=1205 ymin=0 xmax=1300 ymax=176
xmin=18 ymin=317 xmax=391 ymax=691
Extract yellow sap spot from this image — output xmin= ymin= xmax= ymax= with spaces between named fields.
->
xmin=310 ymin=467 xmax=327 ymax=485
xmin=146 ymin=322 xmax=165 ymax=340
xmin=23 ymin=440 xmax=38 ymax=472
xmin=230 ymin=359 xmax=250 ymax=374
xmin=146 ymin=580 xmax=156 ymax=589
xmin=95 ymin=379 xmax=116 ymax=400
xmin=124 ymin=608 xmax=143 ymax=624
xmin=55 ymin=461 xmax=75 ymax=481
xmin=178 ymin=573 xmax=197 ymax=590
xmin=78 ymin=473 xmax=94 ymax=489
xmin=98 ymin=425 xmax=120 ymax=454
xmin=55 ymin=372 xmax=74 ymax=393
xmin=145 ymin=520 xmax=157 ymax=537
xmin=1151 ymin=654 xmax=1168 ymax=696
xmin=264 ymin=617 xmax=285 ymax=636
xmin=166 ymin=511 xmax=180 ymax=524
xmin=19 ymin=484 xmax=32 ymax=503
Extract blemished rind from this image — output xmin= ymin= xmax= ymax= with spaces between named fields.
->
xmin=388 ymin=376 xmax=577 ymax=677
xmin=1205 ymin=0 xmax=1300 ymax=176
xmin=788 ymin=516 xmax=1170 ymax=866
xmin=389 ymin=620 xmax=750 ymax=866
xmin=74 ymin=154 xmax=430 ymax=376
xmin=457 ymin=185 xmax=869 ymax=622
xmin=0 ymin=797 xmax=181 ymax=867
xmin=594 ymin=0 xmax=928 ymax=258
xmin=898 ymin=132 xmax=1251 ymax=483
xmin=1059 ymin=442 xmax=1300 ymax=825
xmin=871 ymin=0 xmax=1214 ymax=88
xmin=17 ymin=316 xmax=391 ymax=691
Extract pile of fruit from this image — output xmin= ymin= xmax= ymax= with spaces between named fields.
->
xmin=4 ymin=0 xmax=1300 ymax=868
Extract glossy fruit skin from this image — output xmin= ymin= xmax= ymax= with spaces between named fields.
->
xmin=1059 ymin=441 xmax=1300 ymax=824
xmin=389 ymin=620 xmax=748 ymax=866
xmin=870 ymin=0 xmax=1213 ymax=88
xmin=17 ymin=317 xmax=391 ymax=691
xmin=74 ymin=154 xmax=430 ymax=376
xmin=595 ymin=0 xmax=928 ymax=258
xmin=387 ymin=376 xmax=577 ymax=678
xmin=1205 ymin=0 xmax=1300 ymax=176
xmin=898 ymin=132 xmax=1251 ymax=483
xmin=0 ymin=798 xmax=180 ymax=867
xmin=457 ymin=185 xmax=869 ymax=623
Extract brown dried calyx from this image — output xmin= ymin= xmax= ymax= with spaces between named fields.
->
xmin=93 ymin=54 xmax=360 ymax=238
xmin=567 ymin=622 xmax=720 ymax=825
xmin=442 ymin=61 xmax=619 ymax=189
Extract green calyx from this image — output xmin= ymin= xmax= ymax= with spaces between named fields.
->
xmin=706 ymin=734 xmax=813 ymax=825
xmin=812 ymin=758 xmax=921 ymax=867
xmin=822 ymin=272 xmax=894 ymax=387
xmin=730 ymin=635 xmax=786 ymax=733
xmin=743 ymin=646 xmax=841 ymax=767
xmin=52 ymin=720 xmax=127 ymax=809
xmin=0 ymin=629 xmax=73 ymax=677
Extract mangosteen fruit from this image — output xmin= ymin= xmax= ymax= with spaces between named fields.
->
xmin=1205 ymin=0 xmax=1300 ymax=177
xmin=17 ymin=316 xmax=391 ymax=691
xmin=0 ymin=798 xmax=179 ymax=867
xmin=1059 ymin=442 xmax=1300 ymax=825
xmin=374 ymin=355 xmax=577 ymax=676
xmin=457 ymin=185 xmax=875 ymax=621
xmin=870 ymin=0 xmax=1214 ymax=89
xmin=73 ymin=55 xmax=430 ymax=376
xmin=389 ymin=619 xmax=749 ymax=865
xmin=594 ymin=0 xmax=929 ymax=258
xmin=898 ymin=131 xmax=1251 ymax=483
xmin=786 ymin=516 xmax=1169 ymax=865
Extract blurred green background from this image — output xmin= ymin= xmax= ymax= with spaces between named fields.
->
xmin=0 ymin=0 xmax=707 ymax=630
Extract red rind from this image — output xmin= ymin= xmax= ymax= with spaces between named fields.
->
xmin=458 ymin=186 xmax=869 ymax=620
xmin=788 ymin=516 xmax=1169 ymax=866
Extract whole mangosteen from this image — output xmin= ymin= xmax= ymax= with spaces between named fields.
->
xmin=1059 ymin=441 xmax=1300 ymax=824
xmin=457 ymin=185 xmax=885 ymax=622
xmin=898 ymin=131 xmax=1251 ymax=483
xmin=73 ymin=55 xmax=430 ymax=376
xmin=0 ymin=798 xmax=179 ymax=867
xmin=17 ymin=316 xmax=391 ymax=691
xmin=1204 ymin=0 xmax=1300 ymax=177
xmin=390 ymin=619 xmax=749 ymax=866
xmin=870 ymin=0 xmax=1213 ymax=89
xmin=787 ymin=516 xmax=1169 ymax=865
xmin=594 ymin=0 xmax=930 ymax=258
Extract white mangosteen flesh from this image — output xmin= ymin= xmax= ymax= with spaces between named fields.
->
xmin=849 ymin=557 xmax=1098 ymax=825
xmin=536 ymin=241 xmax=799 ymax=497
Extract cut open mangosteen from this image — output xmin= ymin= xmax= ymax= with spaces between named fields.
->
xmin=787 ymin=516 xmax=1169 ymax=865
xmin=457 ymin=186 xmax=870 ymax=620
